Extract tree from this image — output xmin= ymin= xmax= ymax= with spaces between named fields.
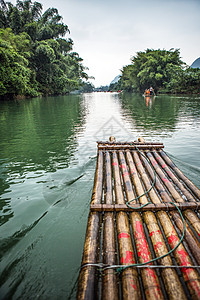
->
xmin=79 ymin=81 xmax=94 ymax=93
xmin=37 ymin=8 xmax=69 ymax=40
xmin=0 ymin=28 xmax=38 ymax=98
xmin=0 ymin=0 xmax=89 ymax=98
xmin=120 ymin=49 xmax=185 ymax=93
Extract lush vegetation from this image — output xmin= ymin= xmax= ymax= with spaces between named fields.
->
xmin=116 ymin=49 xmax=200 ymax=94
xmin=0 ymin=0 xmax=90 ymax=99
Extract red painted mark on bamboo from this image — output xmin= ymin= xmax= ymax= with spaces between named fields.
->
xmin=121 ymin=164 xmax=126 ymax=169
xmin=149 ymin=230 xmax=161 ymax=237
xmin=176 ymin=249 xmax=197 ymax=285
xmin=119 ymin=232 xmax=130 ymax=239
xmin=113 ymin=162 xmax=118 ymax=166
xmin=177 ymin=249 xmax=190 ymax=267
xmin=130 ymin=280 xmax=137 ymax=290
xmin=147 ymin=268 xmax=157 ymax=280
xmin=162 ymin=178 xmax=169 ymax=183
xmin=131 ymin=168 xmax=136 ymax=174
xmin=162 ymin=164 xmax=167 ymax=168
xmin=166 ymin=169 xmax=173 ymax=177
xmin=168 ymin=233 xmax=178 ymax=248
xmin=135 ymin=221 xmax=151 ymax=263
xmin=152 ymin=161 xmax=157 ymax=166
xmin=121 ymin=251 xmax=134 ymax=264
xmin=123 ymin=172 xmax=129 ymax=177
xmin=154 ymin=241 xmax=163 ymax=252
xmin=189 ymin=281 xmax=200 ymax=297
xmin=145 ymin=268 xmax=161 ymax=298
xmin=137 ymin=162 xmax=140 ymax=166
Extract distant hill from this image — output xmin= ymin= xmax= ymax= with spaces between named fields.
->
xmin=190 ymin=57 xmax=200 ymax=69
xmin=110 ymin=75 xmax=121 ymax=85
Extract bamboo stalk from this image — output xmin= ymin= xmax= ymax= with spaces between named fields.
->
xmin=98 ymin=140 xmax=162 ymax=145
xmin=91 ymin=150 xmax=103 ymax=205
xmin=112 ymin=151 xmax=141 ymax=299
xmin=118 ymin=151 xmax=135 ymax=204
xmin=118 ymin=150 xmax=164 ymax=300
xmin=117 ymin=212 xmax=141 ymax=300
xmin=159 ymin=150 xmax=200 ymax=199
xmin=102 ymin=151 xmax=119 ymax=299
xmin=90 ymin=202 xmax=199 ymax=212
xmin=138 ymin=150 xmax=200 ymax=298
xmin=171 ymin=210 xmax=200 ymax=264
xmin=77 ymin=212 xmax=100 ymax=300
xmin=77 ymin=150 xmax=103 ymax=299
xmin=98 ymin=144 xmax=164 ymax=150
xmin=112 ymin=151 xmax=124 ymax=205
xmin=126 ymin=150 xmax=187 ymax=300
xmin=102 ymin=213 xmax=119 ymax=300
xmin=104 ymin=151 xmax=113 ymax=205
xmin=184 ymin=209 xmax=200 ymax=237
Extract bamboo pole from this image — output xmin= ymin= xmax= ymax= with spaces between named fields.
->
xmin=90 ymin=202 xmax=199 ymax=212
xmin=104 ymin=151 xmax=113 ymax=205
xmin=98 ymin=144 xmax=164 ymax=150
xmin=159 ymin=150 xmax=200 ymax=199
xmin=126 ymin=150 xmax=187 ymax=300
xmin=103 ymin=212 xmax=119 ymax=300
xmin=77 ymin=212 xmax=100 ymax=300
xmin=77 ymin=150 xmax=103 ymax=299
xmin=117 ymin=212 xmax=141 ymax=300
xmin=152 ymin=150 xmax=200 ymax=236
xmin=112 ymin=151 xmax=141 ymax=300
xmin=137 ymin=150 xmax=200 ymax=298
xmin=184 ymin=209 xmax=200 ymax=237
xmin=91 ymin=150 xmax=103 ymax=205
xmin=118 ymin=150 xmax=164 ymax=300
xmin=112 ymin=151 xmax=124 ymax=205
xmin=102 ymin=151 xmax=119 ymax=300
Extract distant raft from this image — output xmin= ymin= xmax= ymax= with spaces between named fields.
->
xmin=77 ymin=138 xmax=200 ymax=300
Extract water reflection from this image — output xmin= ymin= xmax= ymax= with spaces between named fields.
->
xmin=0 ymin=95 xmax=87 ymax=225
xmin=120 ymin=93 xmax=182 ymax=135
xmin=0 ymin=95 xmax=87 ymax=173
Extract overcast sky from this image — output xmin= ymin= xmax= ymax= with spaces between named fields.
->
xmin=12 ymin=0 xmax=200 ymax=86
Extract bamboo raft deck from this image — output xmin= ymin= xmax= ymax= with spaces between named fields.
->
xmin=77 ymin=138 xmax=200 ymax=300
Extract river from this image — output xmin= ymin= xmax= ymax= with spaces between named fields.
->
xmin=0 ymin=92 xmax=200 ymax=299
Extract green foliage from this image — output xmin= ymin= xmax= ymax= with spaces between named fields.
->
xmin=109 ymin=79 xmax=122 ymax=92
xmin=0 ymin=0 xmax=89 ymax=99
xmin=0 ymin=29 xmax=38 ymax=98
xmin=120 ymin=48 xmax=200 ymax=94
xmin=79 ymin=81 xmax=94 ymax=93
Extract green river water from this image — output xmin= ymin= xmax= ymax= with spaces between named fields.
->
xmin=0 ymin=92 xmax=200 ymax=299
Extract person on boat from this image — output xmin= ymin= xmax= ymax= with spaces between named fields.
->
xmin=144 ymin=89 xmax=150 ymax=96
xmin=149 ymin=86 xmax=155 ymax=96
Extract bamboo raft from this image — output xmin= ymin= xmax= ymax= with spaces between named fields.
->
xmin=77 ymin=137 xmax=200 ymax=300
